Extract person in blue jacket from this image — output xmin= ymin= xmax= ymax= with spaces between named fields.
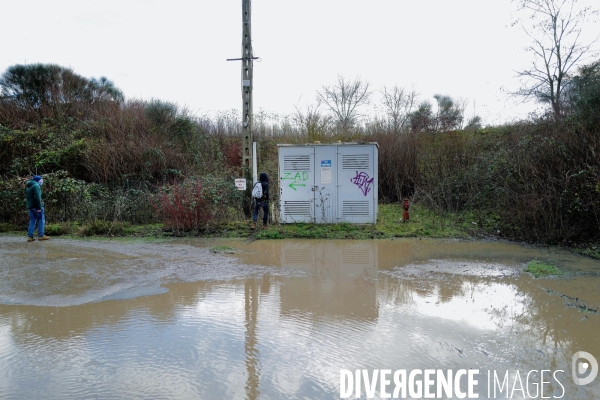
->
xmin=26 ymin=175 xmax=50 ymax=241
xmin=252 ymin=172 xmax=270 ymax=229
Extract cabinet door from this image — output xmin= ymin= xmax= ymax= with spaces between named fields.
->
xmin=279 ymin=147 xmax=314 ymax=223
xmin=337 ymin=146 xmax=376 ymax=223
xmin=313 ymin=146 xmax=337 ymax=223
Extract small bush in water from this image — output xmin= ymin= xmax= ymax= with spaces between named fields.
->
xmin=525 ymin=260 xmax=563 ymax=278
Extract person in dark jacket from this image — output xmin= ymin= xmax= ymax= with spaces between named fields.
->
xmin=26 ymin=175 xmax=49 ymax=241
xmin=252 ymin=172 xmax=270 ymax=229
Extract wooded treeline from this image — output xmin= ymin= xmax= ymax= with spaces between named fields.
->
xmin=1 ymin=62 xmax=599 ymax=243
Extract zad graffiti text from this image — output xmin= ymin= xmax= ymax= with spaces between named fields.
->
xmin=282 ymin=172 xmax=309 ymax=191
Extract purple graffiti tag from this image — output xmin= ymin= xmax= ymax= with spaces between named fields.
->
xmin=350 ymin=171 xmax=374 ymax=196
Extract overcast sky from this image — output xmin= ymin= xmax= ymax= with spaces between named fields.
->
xmin=1 ymin=0 xmax=598 ymax=125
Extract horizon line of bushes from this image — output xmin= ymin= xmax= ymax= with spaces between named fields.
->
xmin=1 ymin=62 xmax=599 ymax=244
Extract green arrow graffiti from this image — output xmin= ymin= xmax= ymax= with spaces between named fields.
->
xmin=289 ymin=183 xmax=306 ymax=191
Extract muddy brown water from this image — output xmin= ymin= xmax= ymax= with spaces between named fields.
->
xmin=1 ymin=236 xmax=600 ymax=399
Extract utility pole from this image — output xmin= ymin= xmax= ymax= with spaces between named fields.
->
xmin=228 ymin=0 xmax=258 ymax=178
xmin=241 ymin=0 xmax=253 ymax=177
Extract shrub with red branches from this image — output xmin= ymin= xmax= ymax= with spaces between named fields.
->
xmin=151 ymin=176 xmax=243 ymax=235
xmin=151 ymin=180 xmax=208 ymax=235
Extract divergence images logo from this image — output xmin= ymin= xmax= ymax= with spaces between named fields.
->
xmin=572 ymin=351 xmax=598 ymax=386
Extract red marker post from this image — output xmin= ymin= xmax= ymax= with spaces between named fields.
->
xmin=403 ymin=198 xmax=410 ymax=222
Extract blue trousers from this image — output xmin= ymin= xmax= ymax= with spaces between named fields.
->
xmin=253 ymin=201 xmax=269 ymax=225
xmin=28 ymin=208 xmax=45 ymax=238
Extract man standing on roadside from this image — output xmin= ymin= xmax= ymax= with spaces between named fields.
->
xmin=26 ymin=175 xmax=49 ymax=242
xmin=251 ymin=172 xmax=270 ymax=229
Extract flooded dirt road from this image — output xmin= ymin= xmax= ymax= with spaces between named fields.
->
xmin=1 ymin=236 xmax=600 ymax=399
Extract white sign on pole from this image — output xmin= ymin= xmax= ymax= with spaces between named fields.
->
xmin=235 ymin=178 xmax=246 ymax=190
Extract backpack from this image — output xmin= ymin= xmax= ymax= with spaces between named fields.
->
xmin=252 ymin=182 xmax=263 ymax=199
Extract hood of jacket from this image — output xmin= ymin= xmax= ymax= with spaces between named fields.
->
xmin=259 ymin=172 xmax=269 ymax=183
xmin=26 ymin=180 xmax=39 ymax=189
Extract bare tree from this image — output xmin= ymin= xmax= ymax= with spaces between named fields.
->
xmin=380 ymin=85 xmax=418 ymax=133
xmin=293 ymin=103 xmax=332 ymax=142
xmin=512 ymin=0 xmax=598 ymax=121
xmin=316 ymin=75 xmax=371 ymax=133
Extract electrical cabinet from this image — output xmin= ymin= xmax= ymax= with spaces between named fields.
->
xmin=278 ymin=143 xmax=378 ymax=224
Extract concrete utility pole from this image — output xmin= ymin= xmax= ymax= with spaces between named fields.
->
xmin=241 ymin=0 xmax=253 ymax=176
xmin=228 ymin=0 xmax=258 ymax=177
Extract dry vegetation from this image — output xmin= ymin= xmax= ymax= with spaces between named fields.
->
xmin=1 ymin=63 xmax=599 ymax=244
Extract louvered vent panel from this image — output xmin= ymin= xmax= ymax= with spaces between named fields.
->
xmin=283 ymin=155 xmax=311 ymax=171
xmin=342 ymin=250 xmax=371 ymax=265
xmin=284 ymin=249 xmax=312 ymax=265
xmin=284 ymin=201 xmax=312 ymax=216
xmin=342 ymin=154 xmax=370 ymax=170
xmin=342 ymin=201 xmax=370 ymax=216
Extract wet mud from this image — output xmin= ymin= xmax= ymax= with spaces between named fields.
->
xmin=0 ymin=237 xmax=290 ymax=306
xmin=0 ymin=236 xmax=599 ymax=399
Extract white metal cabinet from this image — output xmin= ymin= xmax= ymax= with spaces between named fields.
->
xmin=278 ymin=143 xmax=378 ymax=224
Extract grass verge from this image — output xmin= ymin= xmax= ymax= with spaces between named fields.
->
xmin=573 ymin=246 xmax=600 ymax=260
xmin=0 ymin=204 xmax=483 ymax=240
xmin=244 ymin=203 xmax=478 ymax=240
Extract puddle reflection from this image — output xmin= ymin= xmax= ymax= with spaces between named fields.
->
xmin=279 ymin=241 xmax=378 ymax=320
xmin=0 ymin=237 xmax=599 ymax=398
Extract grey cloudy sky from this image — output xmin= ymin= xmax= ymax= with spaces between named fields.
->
xmin=1 ymin=0 xmax=598 ymax=125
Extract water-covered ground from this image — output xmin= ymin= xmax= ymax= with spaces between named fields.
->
xmin=1 ymin=236 xmax=599 ymax=399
